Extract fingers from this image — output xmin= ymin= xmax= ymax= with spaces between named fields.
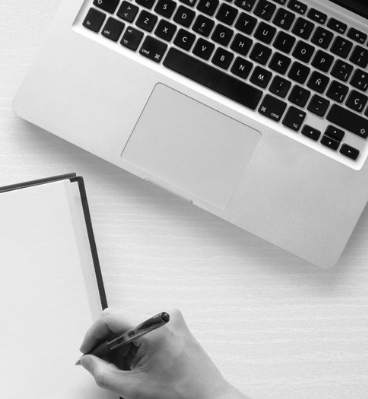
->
xmin=80 ymin=355 xmax=139 ymax=398
xmin=80 ymin=308 xmax=150 ymax=353
xmin=123 ymin=343 xmax=140 ymax=370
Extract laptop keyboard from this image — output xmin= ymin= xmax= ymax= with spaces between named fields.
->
xmin=80 ymin=0 xmax=368 ymax=163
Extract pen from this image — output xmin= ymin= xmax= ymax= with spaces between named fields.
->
xmin=75 ymin=312 xmax=170 ymax=365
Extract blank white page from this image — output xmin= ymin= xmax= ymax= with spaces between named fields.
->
xmin=0 ymin=180 xmax=116 ymax=398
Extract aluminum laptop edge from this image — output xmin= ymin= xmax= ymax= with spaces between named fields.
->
xmin=12 ymin=0 xmax=368 ymax=268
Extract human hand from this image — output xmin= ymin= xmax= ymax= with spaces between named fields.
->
xmin=79 ymin=308 xmax=248 ymax=399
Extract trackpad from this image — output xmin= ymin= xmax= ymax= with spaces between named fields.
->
xmin=121 ymin=84 xmax=261 ymax=209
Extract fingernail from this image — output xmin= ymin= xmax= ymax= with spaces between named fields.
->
xmin=79 ymin=355 xmax=92 ymax=372
xmin=75 ymin=354 xmax=85 ymax=366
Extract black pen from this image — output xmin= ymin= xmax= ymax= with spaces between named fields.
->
xmin=75 ymin=312 xmax=170 ymax=365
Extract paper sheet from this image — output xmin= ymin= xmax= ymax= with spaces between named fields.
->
xmin=0 ymin=180 xmax=116 ymax=398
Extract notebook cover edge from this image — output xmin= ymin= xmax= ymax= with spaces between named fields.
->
xmin=0 ymin=173 xmax=77 ymax=193
xmin=70 ymin=176 xmax=108 ymax=310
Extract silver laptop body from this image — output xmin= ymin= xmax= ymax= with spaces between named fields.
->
xmin=13 ymin=0 xmax=368 ymax=267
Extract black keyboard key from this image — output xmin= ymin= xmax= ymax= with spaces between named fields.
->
xmin=192 ymin=15 xmax=215 ymax=36
xmin=288 ymin=0 xmax=307 ymax=15
xmin=174 ymin=28 xmax=196 ymax=50
xmin=212 ymin=24 xmax=234 ymax=46
xmin=121 ymin=26 xmax=144 ymax=50
xmin=235 ymin=13 xmax=257 ymax=35
xmin=216 ymin=3 xmax=238 ymax=25
xmin=347 ymin=28 xmax=367 ymax=44
xmin=282 ymin=106 xmax=306 ymax=131
xmin=101 ymin=17 xmax=125 ymax=41
xmin=273 ymin=8 xmax=295 ymax=31
xmin=269 ymin=52 xmax=291 ymax=75
xmin=258 ymin=94 xmax=287 ymax=121
xmin=291 ymin=17 xmax=314 ymax=40
xmin=230 ymin=33 xmax=253 ymax=56
xmin=288 ymin=61 xmax=310 ymax=84
xmin=254 ymin=22 xmax=277 ymax=44
xmin=301 ymin=125 xmax=321 ymax=141
xmin=212 ymin=47 xmax=234 ymax=69
xmin=234 ymin=0 xmax=256 ymax=12
xmin=193 ymin=38 xmax=215 ymax=59
xmin=311 ymin=50 xmax=334 ymax=73
xmin=163 ymin=48 xmax=263 ymax=109
xmin=349 ymin=46 xmax=368 ymax=69
xmin=292 ymin=40 xmax=314 ymax=63
xmin=307 ymin=8 xmax=327 ymax=24
xmin=326 ymin=81 xmax=349 ymax=103
xmin=180 ymin=0 xmax=197 ymax=6
xmin=273 ymin=31 xmax=296 ymax=54
xmin=117 ymin=1 xmax=139 ymax=22
xmin=331 ymin=59 xmax=353 ymax=82
xmin=253 ymin=0 xmax=276 ymax=21
xmin=136 ymin=10 xmax=158 ymax=32
xmin=250 ymin=66 xmax=272 ymax=88
xmin=327 ymin=104 xmax=368 ymax=138
xmin=311 ymin=27 xmax=333 ymax=49
xmin=154 ymin=0 xmax=177 ymax=17
xmin=250 ymin=43 xmax=272 ymax=65
xmin=340 ymin=144 xmax=359 ymax=160
xmin=269 ymin=75 xmax=291 ymax=98
xmin=330 ymin=36 xmax=353 ymax=59
xmin=136 ymin=0 xmax=156 ymax=9
xmin=346 ymin=90 xmax=368 ymax=113
xmin=174 ymin=5 xmax=196 ymax=27
xmin=288 ymin=85 xmax=310 ymax=107
xmin=350 ymin=69 xmax=368 ymax=92
xmin=320 ymin=135 xmax=340 ymax=151
xmin=154 ymin=19 xmax=177 ymax=41
xmin=94 ymin=0 xmax=120 ymax=14
xmin=307 ymin=71 xmax=329 ymax=94
xmin=196 ymin=0 xmax=219 ymax=16
xmin=325 ymin=125 xmax=344 ymax=142
xmin=270 ymin=0 xmax=287 ymax=4
xmin=327 ymin=18 xmax=347 ymax=35
xmin=230 ymin=56 xmax=253 ymax=79
xmin=140 ymin=35 xmax=167 ymax=61
xmin=83 ymin=8 xmax=106 ymax=32
xmin=307 ymin=95 xmax=330 ymax=116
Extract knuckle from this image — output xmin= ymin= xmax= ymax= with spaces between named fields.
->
xmin=101 ymin=307 xmax=116 ymax=323
xmin=94 ymin=370 xmax=110 ymax=389
xmin=168 ymin=307 xmax=183 ymax=320
xmin=165 ymin=308 xmax=187 ymax=334
xmin=101 ymin=307 xmax=112 ymax=318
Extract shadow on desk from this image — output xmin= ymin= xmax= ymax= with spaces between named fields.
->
xmin=11 ymin=118 xmax=368 ymax=291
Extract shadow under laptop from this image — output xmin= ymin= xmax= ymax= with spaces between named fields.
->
xmin=94 ymin=163 xmax=366 ymax=288
xmin=12 ymin=120 xmax=368 ymax=293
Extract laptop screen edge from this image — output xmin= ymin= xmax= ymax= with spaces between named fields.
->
xmin=328 ymin=0 xmax=368 ymax=20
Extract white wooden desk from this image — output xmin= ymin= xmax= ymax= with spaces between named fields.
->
xmin=1 ymin=1 xmax=367 ymax=398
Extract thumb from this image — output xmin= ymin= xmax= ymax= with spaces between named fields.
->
xmin=80 ymin=355 xmax=140 ymax=398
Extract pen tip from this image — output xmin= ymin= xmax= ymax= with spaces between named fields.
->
xmin=75 ymin=359 xmax=81 ymax=366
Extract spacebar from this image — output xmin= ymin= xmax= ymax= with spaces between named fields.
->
xmin=163 ymin=48 xmax=263 ymax=111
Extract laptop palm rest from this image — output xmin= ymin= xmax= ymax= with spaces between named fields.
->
xmin=121 ymin=84 xmax=261 ymax=209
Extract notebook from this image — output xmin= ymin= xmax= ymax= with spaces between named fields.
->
xmin=0 ymin=174 xmax=116 ymax=399
xmin=13 ymin=0 xmax=368 ymax=267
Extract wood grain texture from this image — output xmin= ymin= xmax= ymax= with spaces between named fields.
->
xmin=1 ymin=1 xmax=367 ymax=398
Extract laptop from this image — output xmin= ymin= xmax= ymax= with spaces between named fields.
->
xmin=13 ymin=0 xmax=368 ymax=268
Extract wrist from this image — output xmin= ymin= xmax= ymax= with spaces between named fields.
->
xmin=215 ymin=381 xmax=250 ymax=399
